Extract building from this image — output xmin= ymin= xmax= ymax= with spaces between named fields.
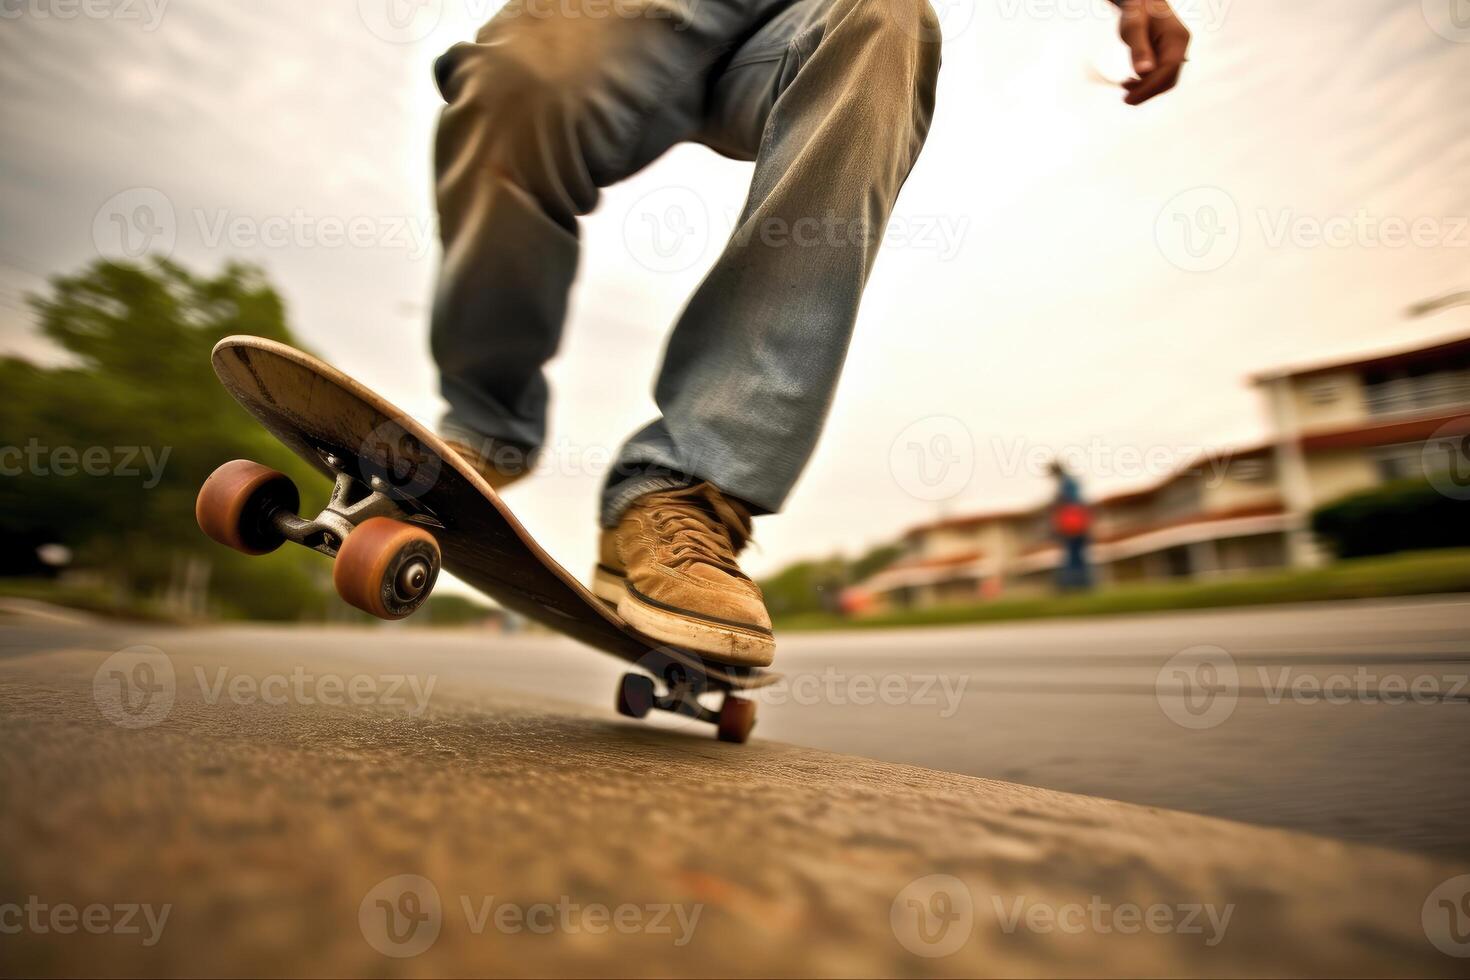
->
xmin=859 ymin=331 xmax=1470 ymax=610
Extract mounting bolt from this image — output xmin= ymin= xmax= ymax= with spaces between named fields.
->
xmin=396 ymin=559 xmax=431 ymax=600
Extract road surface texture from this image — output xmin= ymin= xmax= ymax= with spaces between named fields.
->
xmin=1 ymin=599 xmax=1467 ymax=976
xmin=13 ymin=596 xmax=1462 ymax=855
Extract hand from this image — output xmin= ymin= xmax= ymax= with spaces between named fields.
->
xmin=1115 ymin=0 xmax=1190 ymax=106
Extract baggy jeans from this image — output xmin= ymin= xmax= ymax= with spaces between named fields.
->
xmin=430 ymin=0 xmax=941 ymax=525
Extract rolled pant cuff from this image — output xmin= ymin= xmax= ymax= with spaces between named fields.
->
xmin=600 ymin=473 xmax=695 ymax=529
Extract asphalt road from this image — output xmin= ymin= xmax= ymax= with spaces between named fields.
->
xmin=1 ymin=600 xmax=1464 ymax=978
xmin=3 ymin=595 xmax=1468 ymax=860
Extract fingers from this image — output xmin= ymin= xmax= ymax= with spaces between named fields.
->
xmin=1118 ymin=0 xmax=1157 ymax=75
xmin=1122 ymin=64 xmax=1181 ymax=105
xmin=1122 ymin=6 xmax=1190 ymax=105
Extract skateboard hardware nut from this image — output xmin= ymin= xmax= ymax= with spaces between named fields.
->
xmin=397 ymin=559 xmax=431 ymax=601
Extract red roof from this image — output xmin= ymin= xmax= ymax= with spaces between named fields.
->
xmin=1251 ymin=330 xmax=1470 ymax=384
xmin=901 ymin=508 xmax=1039 ymax=540
xmin=1092 ymin=502 xmax=1286 ymax=544
xmin=1019 ymin=502 xmax=1287 ymax=554
xmin=901 ymin=443 xmax=1277 ymax=539
xmin=1299 ymin=410 xmax=1470 ymax=451
xmin=884 ymin=550 xmax=985 ymax=571
xmin=1095 ymin=442 xmax=1274 ymax=508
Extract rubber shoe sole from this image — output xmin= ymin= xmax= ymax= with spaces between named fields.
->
xmin=617 ymin=585 xmax=775 ymax=667
xmin=591 ymin=563 xmax=626 ymax=608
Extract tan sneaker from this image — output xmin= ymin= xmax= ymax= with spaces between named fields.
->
xmin=443 ymin=435 xmax=535 ymax=494
xmin=600 ymin=482 xmax=775 ymax=667
xmin=592 ymin=528 xmax=627 ymax=609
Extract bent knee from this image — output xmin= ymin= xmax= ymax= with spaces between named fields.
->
xmin=434 ymin=38 xmax=608 ymax=211
xmin=828 ymin=0 xmax=943 ymax=47
xmin=435 ymin=39 xmax=590 ymax=138
xmin=824 ymin=0 xmax=941 ymax=132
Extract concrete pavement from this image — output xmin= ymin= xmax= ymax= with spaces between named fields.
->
xmin=0 ymin=617 xmax=1466 ymax=977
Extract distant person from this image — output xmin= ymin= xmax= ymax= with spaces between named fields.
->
xmin=1049 ymin=460 xmax=1094 ymax=592
xmin=429 ymin=0 xmax=1189 ymax=665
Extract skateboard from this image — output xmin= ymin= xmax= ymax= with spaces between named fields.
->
xmin=194 ymin=336 xmax=778 ymax=742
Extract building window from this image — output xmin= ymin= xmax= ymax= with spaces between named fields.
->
xmin=1374 ymin=449 xmax=1416 ymax=483
xmin=1423 ymin=435 xmax=1470 ymax=481
xmin=1306 ymin=379 xmax=1340 ymax=405
xmin=1229 ymin=457 xmax=1274 ymax=482
xmin=1372 ymin=439 xmax=1470 ymax=483
xmin=1362 ymin=357 xmax=1470 ymax=417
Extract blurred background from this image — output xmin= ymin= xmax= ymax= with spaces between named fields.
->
xmin=2 ymin=0 xmax=1468 ymax=624
xmin=2 ymin=5 xmax=1470 ymax=975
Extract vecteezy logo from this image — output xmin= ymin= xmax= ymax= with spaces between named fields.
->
xmin=1423 ymin=874 xmax=1470 ymax=957
xmin=888 ymin=415 xmax=974 ymax=501
xmin=622 ymin=186 xmax=711 ymax=274
xmin=1423 ymin=418 xmax=1470 ymax=501
xmin=1422 ymin=0 xmax=1470 ymax=43
xmin=1154 ymin=186 xmax=1241 ymax=273
xmin=357 ymin=0 xmax=443 ymax=43
xmin=891 ymin=874 xmax=973 ymax=958
xmin=360 ymin=419 xmax=442 ymax=503
xmin=93 ymin=645 xmax=176 ymax=729
xmin=623 ymin=648 xmax=706 ymax=733
xmin=92 ymin=187 xmax=177 ymax=260
xmin=360 ymin=874 xmax=442 ymax=957
xmin=1155 ymin=645 xmax=1239 ymax=730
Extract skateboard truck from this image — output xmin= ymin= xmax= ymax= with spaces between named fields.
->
xmin=195 ymin=457 xmax=443 ymax=620
xmin=202 ymin=337 xmax=776 ymax=744
xmin=615 ymin=659 xmax=758 ymax=743
xmin=198 ymin=456 xmax=760 ymax=742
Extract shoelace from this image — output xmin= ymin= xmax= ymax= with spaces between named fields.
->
xmin=646 ymin=484 xmax=753 ymax=579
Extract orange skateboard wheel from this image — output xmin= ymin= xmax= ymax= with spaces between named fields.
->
xmin=716 ymin=694 xmax=756 ymax=743
xmin=196 ymin=460 xmax=299 ymax=555
xmin=332 ymin=517 xmax=440 ymax=620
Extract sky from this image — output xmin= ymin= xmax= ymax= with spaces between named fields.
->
xmin=2 ymin=0 xmax=1468 ymax=583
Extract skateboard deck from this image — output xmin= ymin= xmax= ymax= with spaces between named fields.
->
xmin=200 ymin=336 xmax=776 ymax=739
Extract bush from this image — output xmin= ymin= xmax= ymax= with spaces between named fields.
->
xmin=773 ymin=550 xmax=1470 ymax=630
xmin=1311 ymin=479 xmax=1470 ymax=558
xmin=759 ymin=543 xmax=903 ymax=618
xmin=1 ymin=259 xmax=328 ymax=620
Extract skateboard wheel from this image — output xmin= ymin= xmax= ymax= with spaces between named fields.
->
xmin=616 ymin=672 xmax=656 ymax=719
xmin=333 ymin=517 xmax=440 ymax=620
xmin=196 ymin=460 xmax=300 ymax=555
xmin=716 ymin=694 xmax=756 ymax=744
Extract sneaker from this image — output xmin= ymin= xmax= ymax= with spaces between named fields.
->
xmin=592 ymin=527 xmax=627 ymax=608
xmin=601 ymin=482 xmax=775 ymax=667
xmin=442 ymin=434 xmax=535 ymax=494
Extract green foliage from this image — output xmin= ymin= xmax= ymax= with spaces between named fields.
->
xmin=1311 ymin=478 xmax=1470 ymax=559
xmin=775 ymin=549 xmax=1470 ymax=630
xmin=760 ymin=557 xmax=844 ymax=617
xmin=421 ymin=592 xmax=502 ymax=626
xmin=849 ymin=543 xmax=903 ymax=583
xmin=0 ymin=259 xmax=330 ymax=619
xmin=759 ymin=542 xmax=904 ymax=617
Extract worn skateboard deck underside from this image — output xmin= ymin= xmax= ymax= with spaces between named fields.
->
xmin=211 ymin=336 xmax=776 ymax=692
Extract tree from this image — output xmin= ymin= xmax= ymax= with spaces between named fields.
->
xmin=758 ymin=542 xmax=904 ymax=618
xmin=0 ymin=259 xmax=330 ymax=619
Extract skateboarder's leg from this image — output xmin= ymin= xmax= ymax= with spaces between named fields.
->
xmin=597 ymin=0 xmax=940 ymax=663
xmin=431 ymin=0 xmax=779 ymax=466
xmin=602 ymin=0 xmax=941 ymax=522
